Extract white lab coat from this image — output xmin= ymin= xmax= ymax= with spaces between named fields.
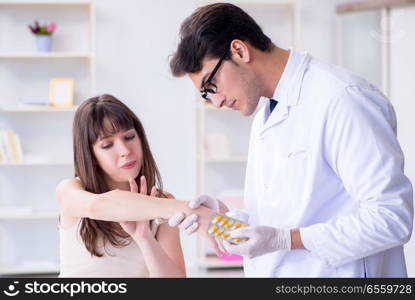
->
xmin=243 ymin=49 xmax=413 ymax=277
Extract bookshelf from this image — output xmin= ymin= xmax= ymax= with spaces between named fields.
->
xmin=194 ymin=0 xmax=301 ymax=269
xmin=0 ymin=264 xmax=59 ymax=276
xmin=0 ymin=52 xmax=91 ymax=58
xmin=0 ymin=211 xmax=58 ymax=220
xmin=0 ymin=162 xmax=72 ymax=166
xmin=0 ymin=105 xmax=79 ymax=112
xmin=0 ymin=0 xmax=95 ymax=276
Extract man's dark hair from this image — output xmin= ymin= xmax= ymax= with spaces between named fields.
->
xmin=170 ymin=3 xmax=273 ymax=77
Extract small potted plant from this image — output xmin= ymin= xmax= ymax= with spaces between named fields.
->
xmin=28 ymin=21 xmax=57 ymax=52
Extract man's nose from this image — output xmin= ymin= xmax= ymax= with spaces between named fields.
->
xmin=209 ymin=93 xmax=225 ymax=108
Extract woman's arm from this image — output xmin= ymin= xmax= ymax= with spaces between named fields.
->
xmin=118 ymin=182 xmax=186 ymax=277
xmin=56 ymin=178 xmax=214 ymax=233
xmin=135 ymin=223 xmax=186 ymax=277
xmin=134 ymin=189 xmax=187 ymax=277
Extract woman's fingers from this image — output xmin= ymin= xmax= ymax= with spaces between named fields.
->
xmin=129 ymin=177 xmax=138 ymax=193
xmin=130 ymin=176 xmax=154 ymax=196
xmin=150 ymin=186 xmax=157 ymax=197
xmin=140 ymin=176 xmax=147 ymax=195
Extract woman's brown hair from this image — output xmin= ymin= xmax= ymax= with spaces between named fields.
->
xmin=72 ymin=94 xmax=164 ymax=257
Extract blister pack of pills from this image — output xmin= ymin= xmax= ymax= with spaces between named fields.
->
xmin=207 ymin=213 xmax=249 ymax=244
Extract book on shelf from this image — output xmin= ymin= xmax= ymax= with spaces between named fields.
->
xmin=0 ymin=129 xmax=24 ymax=163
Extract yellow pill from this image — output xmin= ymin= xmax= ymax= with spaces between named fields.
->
xmin=219 ymin=218 xmax=228 ymax=226
xmin=212 ymin=216 xmax=222 ymax=224
xmin=233 ymin=238 xmax=241 ymax=243
xmin=224 ymin=223 xmax=232 ymax=229
xmin=208 ymin=225 xmax=218 ymax=234
xmin=215 ymin=230 xmax=224 ymax=236
xmin=232 ymin=222 xmax=241 ymax=230
xmin=221 ymin=232 xmax=230 ymax=238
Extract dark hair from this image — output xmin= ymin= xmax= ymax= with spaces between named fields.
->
xmin=170 ymin=3 xmax=273 ymax=76
xmin=72 ymin=94 xmax=165 ymax=257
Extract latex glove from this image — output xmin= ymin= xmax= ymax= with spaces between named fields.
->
xmin=223 ymin=226 xmax=292 ymax=259
xmin=168 ymin=195 xmax=225 ymax=255
xmin=168 ymin=195 xmax=220 ymax=234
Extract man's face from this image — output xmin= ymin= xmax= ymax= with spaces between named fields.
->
xmin=189 ymin=55 xmax=262 ymax=116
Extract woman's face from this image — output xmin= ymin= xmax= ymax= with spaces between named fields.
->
xmin=92 ymin=127 xmax=143 ymax=187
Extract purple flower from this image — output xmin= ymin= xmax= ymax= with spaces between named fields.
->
xmin=28 ymin=24 xmax=38 ymax=34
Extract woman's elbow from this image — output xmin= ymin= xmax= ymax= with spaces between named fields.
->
xmin=55 ymin=180 xmax=71 ymax=215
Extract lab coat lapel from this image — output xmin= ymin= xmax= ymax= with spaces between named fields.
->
xmin=260 ymin=100 xmax=289 ymax=134
xmin=259 ymin=51 xmax=311 ymax=135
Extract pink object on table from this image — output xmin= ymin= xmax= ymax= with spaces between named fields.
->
xmin=218 ymin=196 xmax=244 ymax=210
xmin=218 ymin=253 xmax=243 ymax=261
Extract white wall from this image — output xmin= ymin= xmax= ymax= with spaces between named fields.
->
xmin=94 ymin=0 xmax=197 ymax=200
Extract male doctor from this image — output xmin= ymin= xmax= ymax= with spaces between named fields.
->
xmin=168 ymin=3 xmax=413 ymax=277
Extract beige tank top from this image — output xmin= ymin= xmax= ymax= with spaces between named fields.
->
xmin=59 ymin=220 xmax=159 ymax=277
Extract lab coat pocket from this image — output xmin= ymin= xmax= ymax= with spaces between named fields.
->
xmin=265 ymin=149 xmax=309 ymax=226
xmin=280 ymin=149 xmax=309 ymax=193
xmin=287 ymin=149 xmax=308 ymax=159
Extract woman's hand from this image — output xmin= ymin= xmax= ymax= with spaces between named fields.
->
xmin=119 ymin=176 xmax=157 ymax=241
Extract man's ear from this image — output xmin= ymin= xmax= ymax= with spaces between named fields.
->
xmin=230 ymin=39 xmax=251 ymax=64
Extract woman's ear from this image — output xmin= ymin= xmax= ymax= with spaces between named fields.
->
xmin=230 ymin=39 xmax=251 ymax=64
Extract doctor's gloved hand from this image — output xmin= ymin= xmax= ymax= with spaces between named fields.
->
xmin=168 ymin=195 xmax=220 ymax=234
xmin=167 ymin=195 xmax=227 ymax=256
xmin=223 ymin=226 xmax=292 ymax=259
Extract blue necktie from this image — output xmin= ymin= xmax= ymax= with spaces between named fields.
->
xmin=270 ymin=99 xmax=278 ymax=113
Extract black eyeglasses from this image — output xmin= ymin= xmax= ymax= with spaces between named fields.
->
xmin=200 ymin=50 xmax=229 ymax=101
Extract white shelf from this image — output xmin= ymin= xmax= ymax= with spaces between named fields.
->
xmin=0 ymin=52 xmax=92 ymax=59
xmin=0 ymin=264 xmax=59 ymax=275
xmin=0 ymin=105 xmax=78 ymax=112
xmin=0 ymin=211 xmax=58 ymax=220
xmin=203 ymin=156 xmax=247 ymax=163
xmin=0 ymin=0 xmax=91 ymax=5
xmin=0 ymin=161 xmax=72 ymax=166
xmin=198 ymin=256 xmax=243 ymax=269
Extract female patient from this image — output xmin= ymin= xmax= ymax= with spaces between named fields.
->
xmin=56 ymin=94 xmax=211 ymax=277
